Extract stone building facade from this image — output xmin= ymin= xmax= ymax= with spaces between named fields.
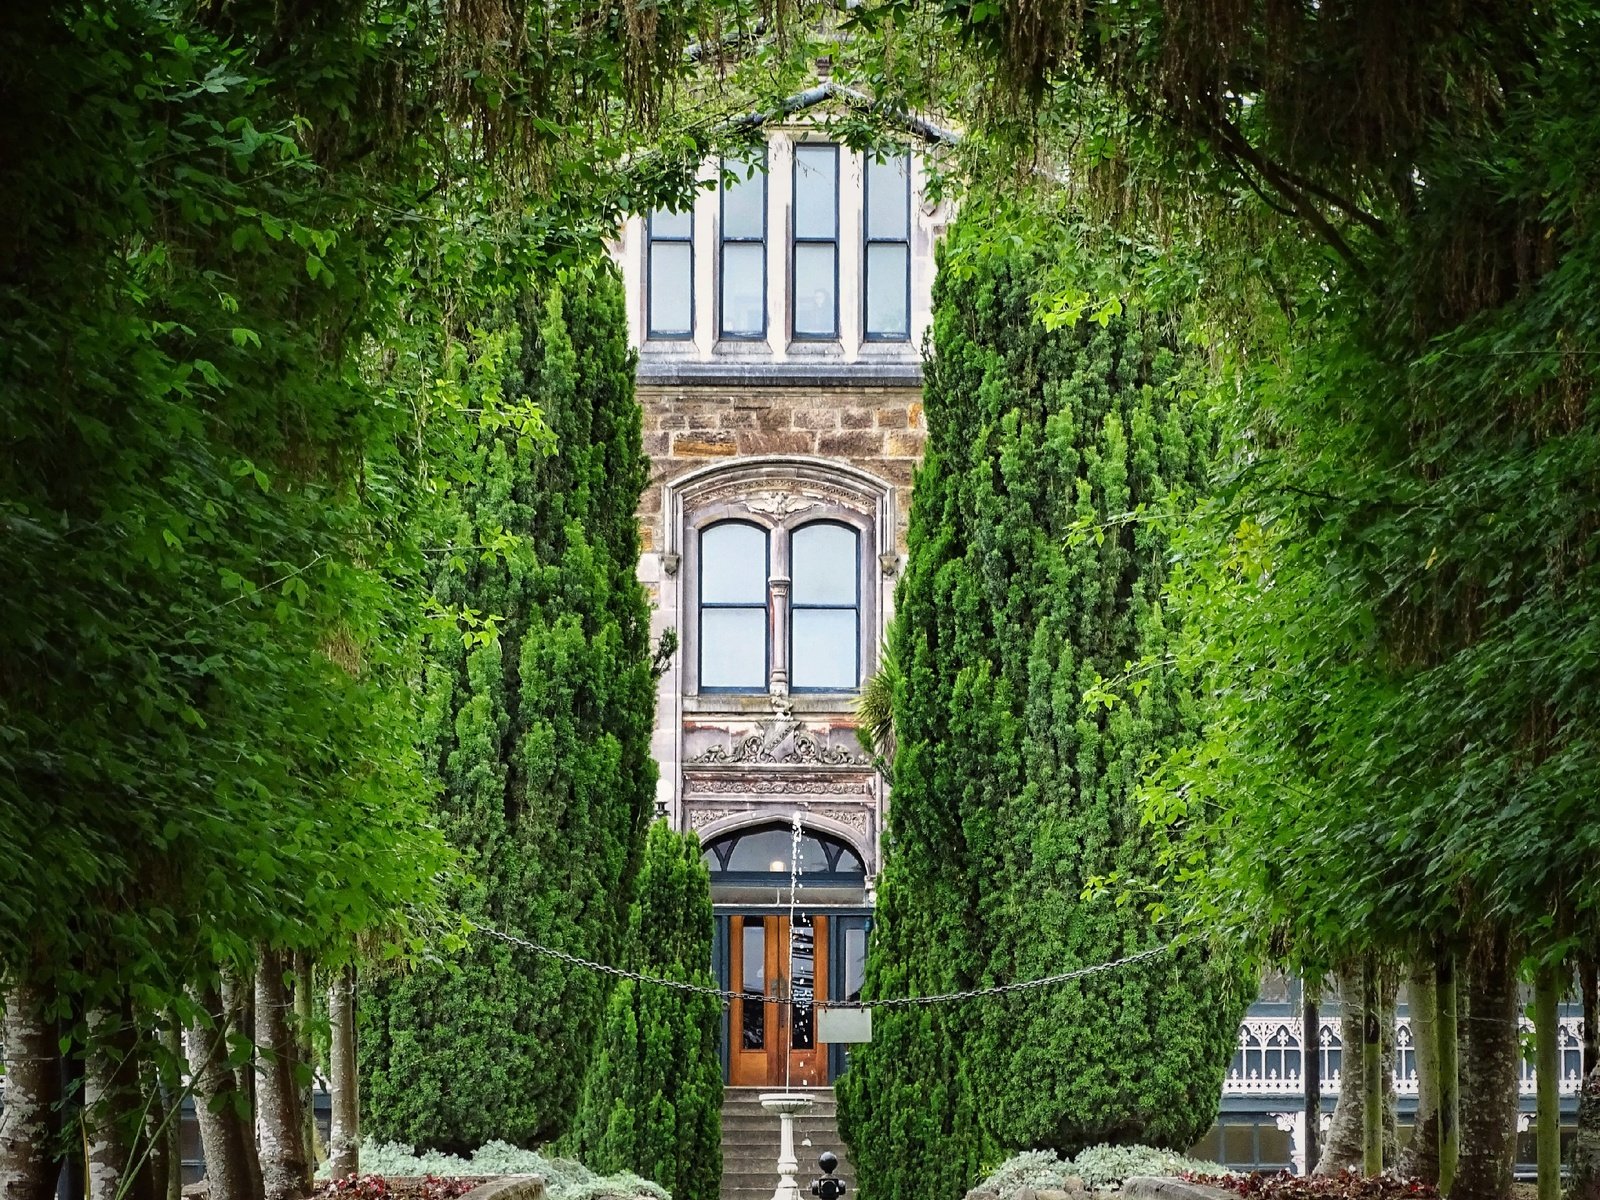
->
xmin=614 ymin=116 xmax=948 ymax=1087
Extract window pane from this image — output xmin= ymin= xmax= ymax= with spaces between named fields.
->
xmin=742 ymin=922 xmax=766 ymax=989
xmin=794 ymin=146 xmax=838 ymax=239
xmin=701 ymin=607 xmax=767 ymax=689
xmin=728 ymin=828 xmax=792 ymax=872
xmin=791 ymin=915 xmax=815 ymax=1050
xmin=722 ymin=829 xmax=834 ymax=873
xmin=722 ymin=157 xmax=766 ymax=239
xmin=792 ymin=524 xmax=858 ymax=604
xmin=701 ymin=523 xmax=767 ymax=602
xmin=866 ymin=151 xmax=910 ymax=240
xmin=865 ymin=242 xmax=910 ymax=338
xmin=721 ymin=241 xmax=765 ymax=336
xmin=792 ymin=607 xmax=857 ymax=690
xmin=741 ymin=921 xmax=765 ymax=1050
xmin=651 ymin=207 xmax=692 ymax=239
xmin=793 ymin=243 xmax=837 ymax=337
xmin=844 ymin=927 xmax=867 ymax=1001
xmin=648 ymin=241 xmax=692 ymax=336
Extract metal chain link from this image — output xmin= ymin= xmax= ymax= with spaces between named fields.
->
xmin=471 ymin=920 xmax=1173 ymax=1011
xmin=826 ymin=943 xmax=1173 ymax=1010
xmin=471 ymin=921 xmax=747 ymax=1002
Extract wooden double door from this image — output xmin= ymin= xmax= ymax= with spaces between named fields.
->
xmin=728 ymin=914 xmax=830 ymax=1088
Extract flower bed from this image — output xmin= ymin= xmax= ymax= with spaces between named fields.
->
xmin=1183 ymin=1171 xmax=1440 ymax=1200
xmin=315 ymin=1176 xmax=484 ymax=1200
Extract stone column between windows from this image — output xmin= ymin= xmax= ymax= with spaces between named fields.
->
xmin=769 ymin=573 xmax=792 ymax=696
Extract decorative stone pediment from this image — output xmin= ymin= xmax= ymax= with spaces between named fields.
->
xmin=663 ymin=456 xmax=894 ymax=555
xmin=686 ymin=714 xmax=872 ymax=767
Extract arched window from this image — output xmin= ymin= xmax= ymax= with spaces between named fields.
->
xmin=699 ymin=521 xmax=768 ymax=691
xmin=790 ymin=522 xmax=859 ymax=691
xmin=702 ymin=825 xmax=866 ymax=879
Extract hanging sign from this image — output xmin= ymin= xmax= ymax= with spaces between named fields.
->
xmin=818 ymin=1006 xmax=872 ymax=1043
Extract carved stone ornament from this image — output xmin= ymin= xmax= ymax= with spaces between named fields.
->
xmin=687 ymin=805 xmax=749 ymax=830
xmin=813 ymin=806 xmax=872 ymax=836
xmin=687 ymin=715 xmax=872 ymax=767
xmin=744 ymin=490 xmax=820 ymax=518
xmin=693 ymin=478 xmax=871 ymax=517
xmin=683 ymin=776 xmax=874 ymax=796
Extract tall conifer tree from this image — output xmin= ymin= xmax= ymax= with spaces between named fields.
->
xmin=838 ymin=221 xmax=1250 ymax=1200
xmin=360 ymin=267 xmax=657 ymax=1151
xmin=565 ymin=822 xmax=723 ymax=1200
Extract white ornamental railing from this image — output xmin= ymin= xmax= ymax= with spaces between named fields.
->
xmin=1224 ymin=1015 xmax=1586 ymax=1098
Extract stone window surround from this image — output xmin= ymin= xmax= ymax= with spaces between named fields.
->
xmin=662 ymin=456 xmax=895 ymax=710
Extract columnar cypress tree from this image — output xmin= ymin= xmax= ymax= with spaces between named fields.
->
xmin=565 ymin=822 xmax=723 ymax=1200
xmin=838 ymin=222 xmax=1251 ymax=1200
xmin=360 ymin=266 xmax=657 ymax=1151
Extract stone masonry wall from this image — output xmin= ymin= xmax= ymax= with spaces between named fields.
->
xmin=636 ymin=383 xmax=927 ymax=575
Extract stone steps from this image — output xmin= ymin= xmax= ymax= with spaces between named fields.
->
xmin=720 ymin=1088 xmax=853 ymax=1200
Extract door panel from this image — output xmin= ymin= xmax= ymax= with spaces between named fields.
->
xmin=786 ymin=914 xmax=828 ymax=1087
xmin=726 ymin=914 xmax=831 ymax=1087
xmin=729 ymin=916 xmax=774 ymax=1086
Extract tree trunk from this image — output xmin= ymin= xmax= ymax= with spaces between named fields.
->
xmin=327 ymin=965 xmax=359 ymax=1179
xmin=1455 ymin=930 xmax=1518 ymax=1200
xmin=1363 ymin=958 xmax=1384 ymax=1176
xmin=1533 ymin=964 xmax=1561 ymax=1200
xmin=291 ymin=953 xmax=322 ymax=1171
xmin=1 ymin=979 xmax=62 ymax=1200
xmin=84 ymin=999 xmax=157 ymax=1200
xmin=1315 ymin=967 xmax=1367 ymax=1175
xmin=1303 ymin=987 xmax=1321 ymax=1177
xmin=1572 ymin=1063 xmax=1600 ymax=1200
xmin=219 ymin=971 xmax=265 ymax=1198
xmin=144 ymin=1017 xmax=184 ymax=1200
xmin=1437 ymin=948 xmax=1460 ymax=1193
xmin=1380 ymin=963 xmax=1400 ymax=1166
xmin=186 ymin=984 xmax=264 ymax=1200
xmin=1397 ymin=957 xmax=1441 ymax=1183
xmin=255 ymin=949 xmax=310 ymax=1200
xmin=1584 ymin=955 xmax=1598 ymax=1083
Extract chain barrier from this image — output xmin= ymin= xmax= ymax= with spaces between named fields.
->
xmin=470 ymin=920 xmax=1173 ymax=1011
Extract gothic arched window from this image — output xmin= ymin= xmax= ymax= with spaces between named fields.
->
xmin=699 ymin=520 xmax=769 ymax=691
xmin=790 ymin=522 xmax=859 ymax=691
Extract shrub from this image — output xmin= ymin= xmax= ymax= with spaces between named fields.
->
xmin=327 ymin=1140 xmax=672 ymax=1200
xmin=1070 ymin=1145 xmax=1230 ymax=1190
xmin=837 ymin=212 xmax=1255 ymax=1200
xmin=563 ymin=822 xmax=723 ymax=1200
xmin=359 ymin=269 xmax=658 ymax=1151
xmin=978 ymin=1146 xmax=1233 ymax=1195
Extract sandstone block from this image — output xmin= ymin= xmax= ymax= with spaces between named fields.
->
xmin=460 ymin=1177 xmax=547 ymax=1200
xmin=1122 ymin=1178 xmax=1233 ymax=1200
xmin=817 ymin=430 xmax=886 ymax=457
xmin=672 ymin=433 xmax=737 ymax=456
xmin=885 ymin=431 xmax=925 ymax=458
xmin=792 ymin=408 xmax=842 ymax=431
xmin=741 ymin=430 xmax=817 ymax=455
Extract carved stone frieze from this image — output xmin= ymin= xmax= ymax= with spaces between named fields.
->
xmin=686 ymin=805 xmax=750 ymax=831
xmin=682 ymin=776 xmax=874 ymax=796
xmin=744 ymin=490 xmax=821 ymax=518
xmin=686 ymin=716 xmax=872 ymax=767
xmin=691 ymin=478 xmax=872 ymax=517
xmin=813 ymin=806 xmax=873 ymax=837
